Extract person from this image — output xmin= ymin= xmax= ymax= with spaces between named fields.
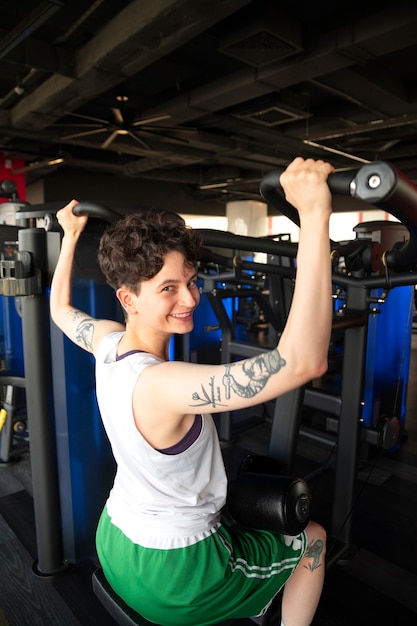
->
xmin=50 ymin=156 xmax=334 ymax=626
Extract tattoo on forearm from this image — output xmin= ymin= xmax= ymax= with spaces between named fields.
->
xmin=68 ymin=310 xmax=95 ymax=351
xmin=303 ymin=539 xmax=324 ymax=572
xmin=191 ymin=348 xmax=286 ymax=408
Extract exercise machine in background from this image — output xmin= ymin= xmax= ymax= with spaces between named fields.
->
xmin=193 ymin=161 xmax=417 ymax=564
xmin=0 ymin=181 xmax=28 ymax=464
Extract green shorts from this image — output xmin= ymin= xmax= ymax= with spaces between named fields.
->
xmin=96 ymin=506 xmax=307 ymax=626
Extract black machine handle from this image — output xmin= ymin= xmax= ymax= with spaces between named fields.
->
xmin=259 ymin=168 xmax=354 ymax=226
xmin=72 ymin=201 xmax=120 ymax=223
xmin=45 ymin=201 xmax=121 ymax=231
xmin=259 ymin=161 xmax=417 ymax=271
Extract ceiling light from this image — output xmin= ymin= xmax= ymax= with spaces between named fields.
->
xmin=199 ymin=181 xmax=230 ymax=190
xmin=11 ymin=157 xmax=65 ymax=174
xmin=47 ymin=157 xmax=64 ymax=166
xmin=303 ymin=140 xmax=370 ymax=164
xmin=199 ymin=178 xmax=242 ymax=190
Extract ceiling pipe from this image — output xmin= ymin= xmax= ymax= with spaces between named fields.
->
xmin=0 ymin=0 xmax=64 ymax=60
xmin=306 ymin=113 xmax=417 ymax=142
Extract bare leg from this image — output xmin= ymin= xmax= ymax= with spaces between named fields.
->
xmin=280 ymin=520 xmax=326 ymax=626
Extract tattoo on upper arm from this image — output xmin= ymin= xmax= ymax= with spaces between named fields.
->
xmin=68 ymin=310 xmax=95 ymax=351
xmin=303 ymin=538 xmax=324 ymax=572
xmin=190 ymin=348 xmax=286 ymax=409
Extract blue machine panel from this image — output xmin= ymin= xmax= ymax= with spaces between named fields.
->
xmin=50 ymin=279 xmax=121 ymax=563
xmin=0 ymin=296 xmax=24 ymax=376
xmin=362 ymin=285 xmax=413 ymax=444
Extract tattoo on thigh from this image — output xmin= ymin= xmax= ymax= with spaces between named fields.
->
xmin=191 ymin=348 xmax=286 ymax=409
xmin=303 ymin=539 xmax=324 ymax=572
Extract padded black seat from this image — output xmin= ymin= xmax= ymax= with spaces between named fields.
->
xmin=92 ymin=567 xmax=161 ymax=626
xmin=93 ymin=566 xmax=259 ymax=625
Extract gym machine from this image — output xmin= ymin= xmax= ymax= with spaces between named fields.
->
xmin=0 ymin=187 xmax=29 ymax=464
xmin=0 ymin=160 xmax=415 ymax=583
xmin=194 ymin=161 xmax=417 ymax=564
xmin=0 ymin=201 xmax=122 ymax=575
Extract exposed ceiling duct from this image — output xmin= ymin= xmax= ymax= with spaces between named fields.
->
xmin=0 ymin=0 xmax=417 ymax=211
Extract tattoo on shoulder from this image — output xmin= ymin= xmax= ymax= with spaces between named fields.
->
xmin=190 ymin=348 xmax=286 ymax=409
xmin=68 ymin=310 xmax=95 ymax=351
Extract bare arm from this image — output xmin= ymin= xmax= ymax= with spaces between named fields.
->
xmin=49 ymin=199 xmax=125 ymax=354
xmin=138 ymin=158 xmax=334 ymax=424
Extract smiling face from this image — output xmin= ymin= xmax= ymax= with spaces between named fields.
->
xmin=118 ymin=250 xmax=200 ymax=338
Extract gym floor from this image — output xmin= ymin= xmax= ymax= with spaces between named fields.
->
xmin=0 ymin=334 xmax=417 ymax=625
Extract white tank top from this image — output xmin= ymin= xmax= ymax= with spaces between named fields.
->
xmin=95 ymin=332 xmax=228 ymax=549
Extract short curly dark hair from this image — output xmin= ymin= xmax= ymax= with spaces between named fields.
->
xmin=97 ymin=208 xmax=202 ymax=292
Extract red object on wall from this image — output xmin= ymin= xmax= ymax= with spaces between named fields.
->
xmin=0 ymin=155 xmax=26 ymax=203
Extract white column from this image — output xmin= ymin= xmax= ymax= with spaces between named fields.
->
xmin=226 ymin=200 xmax=267 ymax=237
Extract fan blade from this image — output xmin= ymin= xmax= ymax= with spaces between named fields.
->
xmin=112 ymin=107 xmax=124 ymax=124
xmin=61 ymin=128 xmax=109 ymax=140
xmin=131 ymin=114 xmax=171 ymax=127
xmin=67 ymin=112 xmax=110 ymax=125
xmin=102 ymin=130 xmax=119 ymax=149
xmin=54 ymin=122 xmax=103 ymax=128
xmin=128 ymin=130 xmax=152 ymax=149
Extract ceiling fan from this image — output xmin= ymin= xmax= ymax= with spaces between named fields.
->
xmin=57 ymin=96 xmax=180 ymax=150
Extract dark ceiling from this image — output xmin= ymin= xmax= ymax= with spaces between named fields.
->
xmin=1 ymin=0 xmax=417 ymax=211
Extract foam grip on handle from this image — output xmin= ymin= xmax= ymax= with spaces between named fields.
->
xmin=227 ymin=472 xmax=311 ymax=535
